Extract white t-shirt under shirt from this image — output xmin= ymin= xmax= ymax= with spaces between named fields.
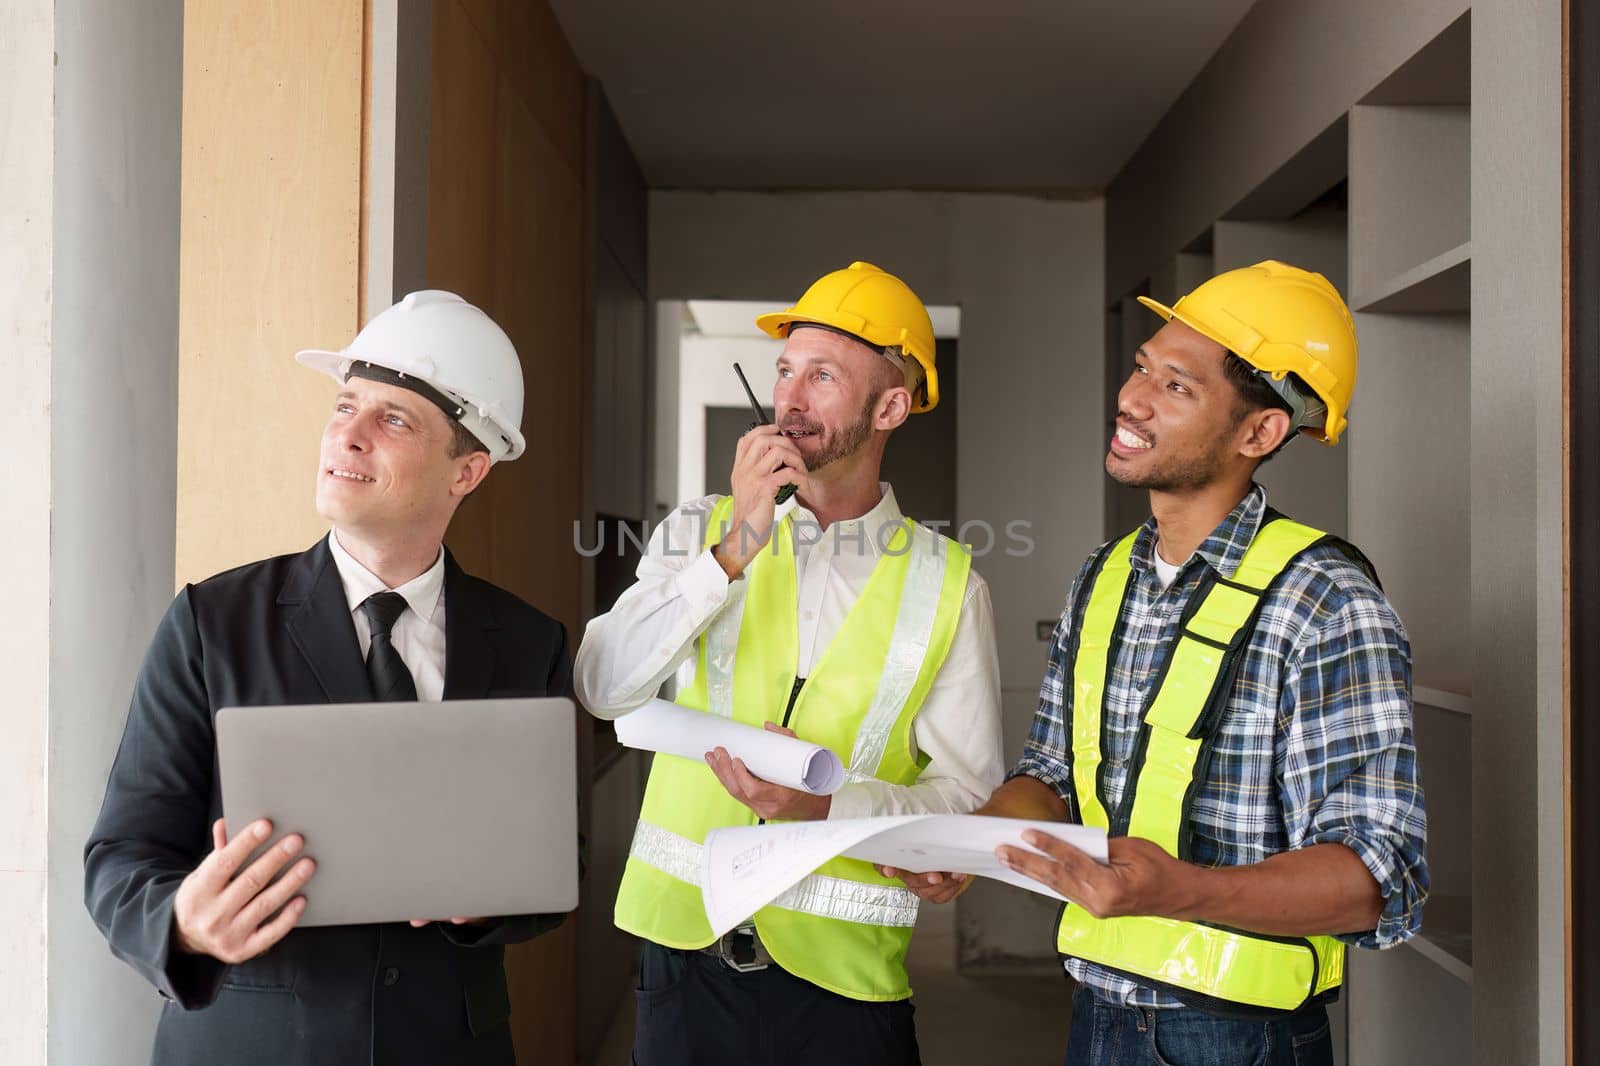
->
xmin=1152 ymin=549 xmax=1184 ymax=590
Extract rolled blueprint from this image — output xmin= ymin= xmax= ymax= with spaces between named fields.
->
xmin=613 ymin=698 xmax=846 ymax=795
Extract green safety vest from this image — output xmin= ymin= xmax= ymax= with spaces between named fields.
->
xmin=1056 ymin=516 xmax=1347 ymax=1016
xmin=614 ymin=496 xmax=972 ymax=1002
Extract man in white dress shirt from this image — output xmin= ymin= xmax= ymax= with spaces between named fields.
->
xmin=576 ymin=263 xmax=1003 ymax=1066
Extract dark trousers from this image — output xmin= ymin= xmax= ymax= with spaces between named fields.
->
xmin=1064 ymin=986 xmax=1334 ymax=1066
xmin=632 ymin=942 xmax=920 ymax=1066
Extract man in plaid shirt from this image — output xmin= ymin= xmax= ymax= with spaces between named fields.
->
xmin=887 ymin=262 xmax=1427 ymax=1065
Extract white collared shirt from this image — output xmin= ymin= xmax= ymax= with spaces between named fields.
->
xmin=327 ymin=530 xmax=448 ymax=701
xmin=574 ymin=484 xmax=1005 ymax=820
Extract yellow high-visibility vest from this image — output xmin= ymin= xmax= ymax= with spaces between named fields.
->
xmin=614 ymin=496 xmax=971 ymax=1002
xmin=1057 ymin=517 xmax=1347 ymax=1015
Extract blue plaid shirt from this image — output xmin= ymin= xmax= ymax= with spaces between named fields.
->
xmin=1012 ymin=484 xmax=1429 ymax=1008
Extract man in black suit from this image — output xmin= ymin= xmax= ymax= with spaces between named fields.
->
xmin=85 ymin=290 xmax=571 ymax=1065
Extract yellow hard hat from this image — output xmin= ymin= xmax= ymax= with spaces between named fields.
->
xmin=1137 ymin=261 xmax=1358 ymax=445
xmin=755 ymin=261 xmax=940 ymax=412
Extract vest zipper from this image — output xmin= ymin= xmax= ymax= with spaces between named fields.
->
xmin=780 ymin=677 xmax=805 ymax=730
xmin=756 ymin=677 xmax=807 ymax=827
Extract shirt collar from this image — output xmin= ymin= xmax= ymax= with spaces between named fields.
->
xmin=327 ymin=530 xmax=446 ymax=623
xmin=783 ymin=482 xmax=904 ymax=558
xmin=1130 ymin=483 xmax=1269 ymax=581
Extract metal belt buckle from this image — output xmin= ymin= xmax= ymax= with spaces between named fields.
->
xmin=715 ymin=924 xmax=770 ymax=973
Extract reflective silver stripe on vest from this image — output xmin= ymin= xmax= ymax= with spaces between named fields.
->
xmin=845 ymin=523 xmax=948 ymax=777
xmin=700 ymin=504 xmax=762 ymax=719
xmin=630 ymin=821 xmax=703 ymax=886
xmin=629 ymin=822 xmax=918 ymax=928
xmin=771 ymin=873 xmax=921 ymax=928
xmin=703 ymin=581 xmax=745 ymax=719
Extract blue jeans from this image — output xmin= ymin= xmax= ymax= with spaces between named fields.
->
xmin=1064 ymin=986 xmax=1333 ymax=1066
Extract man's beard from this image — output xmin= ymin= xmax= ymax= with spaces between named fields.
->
xmin=1106 ymin=433 xmax=1232 ymax=492
xmin=788 ymin=394 xmax=877 ymax=472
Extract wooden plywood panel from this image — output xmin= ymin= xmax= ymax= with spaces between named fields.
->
xmin=175 ymin=0 xmax=364 ymax=584
xmin=493 ymin=0 xmax=584 ymax=180
xmin=427 ymin=0 xmax=499 ymax=576
xmin=485 ymin=76 xmax=582 ymax=1066
xmin=427 ymin=3 xmax=586 ymax=1060
xmin=485 ymin=80 xmax=584 ymax=637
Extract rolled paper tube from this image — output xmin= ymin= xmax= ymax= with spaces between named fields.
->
xmin=614 ymin=699 xmax=847 ymax=795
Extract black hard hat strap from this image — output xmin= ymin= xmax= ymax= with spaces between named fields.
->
xmin=344 ymin=361 xmax=468 ymax=423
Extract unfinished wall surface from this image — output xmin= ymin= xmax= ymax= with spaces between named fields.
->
xmin=425 ymin=1 xmax=588 ymax=1059
xmin=174 ymin=0 xmax=365 ymax=583
xmin=0 ymin=4 xmax=56 ymax=1062
xmin=1105 ymin=0 xmax=1467 ymax=299
xmin=48 ymin=3 xmax=184 ymax=1064
xmin=651 ymin=189 xmax=1105 ymax=963
xmin=1471 ymin=0 xmax=1565 ymax=1062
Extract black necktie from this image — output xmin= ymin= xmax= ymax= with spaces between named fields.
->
xmin=360 ymin=591 xmax=418 ymax=701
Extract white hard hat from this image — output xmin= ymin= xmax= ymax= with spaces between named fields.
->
xmin=296 ymin=290 xmax=526 ymax=462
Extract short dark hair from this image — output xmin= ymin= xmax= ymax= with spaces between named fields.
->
xmin=448 ymin=420 xmax=489 ymax=459
xmin=1222 ymin=353 xmax=1311 ymax=461
xmin=1222 ymin=352 xmax=1298 ymax=419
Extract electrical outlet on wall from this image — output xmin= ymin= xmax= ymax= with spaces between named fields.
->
xmin=1036 ymin=620 xmax=1055 ymax=642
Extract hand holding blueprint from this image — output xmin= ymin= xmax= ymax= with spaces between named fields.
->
xmin=701 ymin=814 xmax=1109 ymax=937
xmin=613 ymin=698 xmax=846 ymax=795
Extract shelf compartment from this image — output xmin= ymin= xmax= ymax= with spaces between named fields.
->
xmin=1349 ymin=104 xmax=1470 ymax=308
xmin=1413 ymin=684 xmax=1471 ymax=717
xmin=1406 ymin=893 xmax=1472 ymax=985
xmin=1353 ymin=242 xmax=1470 ymax=314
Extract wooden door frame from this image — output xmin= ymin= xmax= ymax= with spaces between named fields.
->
xmin=1566 ymin=0 xmax=1598 ymax=1060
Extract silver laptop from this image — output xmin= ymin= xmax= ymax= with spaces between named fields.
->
xmin=216 ymin=698 xmax=578 ymax=927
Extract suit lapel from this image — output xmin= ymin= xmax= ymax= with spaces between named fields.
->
xmin=443 ymin=550 xmax=497 ymax=699
xmin=279 ymin=538 xmax=372 ymax=702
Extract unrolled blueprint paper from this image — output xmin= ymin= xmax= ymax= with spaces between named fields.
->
xmin=701 ymin=814 xmax=1110 ymax=937
xmin=613 ymin=698 xmax=847 ymax=795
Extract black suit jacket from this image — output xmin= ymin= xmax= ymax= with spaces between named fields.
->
xmin=85 ymin=539 xmax=572 ymax=1066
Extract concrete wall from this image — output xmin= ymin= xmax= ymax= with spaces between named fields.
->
xmin=0 ymin=2 xmax=182 ymax=1062
xmin=651 ymin=189 xmax=1105 ymax=962
xmin=1105 ymin=0 xmax=1467 ymax=299
xmin=48 ymin=5 xmax=185 ymax=1065
xmin=1 ymin=3 xmax=57 ymax=1061
xmin=1471 ymin=0 xmax=1566 ymax=1062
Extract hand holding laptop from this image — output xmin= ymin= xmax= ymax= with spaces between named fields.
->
xmin=172 ymin=817 xmax=316 ymax=964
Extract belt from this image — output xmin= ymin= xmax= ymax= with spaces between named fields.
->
xmin=699 ymin=924 xmax=772 ymax=973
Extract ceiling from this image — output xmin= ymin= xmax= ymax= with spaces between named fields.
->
xmin=547 ymin=1 xmax=1259 ymax=192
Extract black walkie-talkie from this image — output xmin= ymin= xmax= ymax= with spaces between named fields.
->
xmin=732 ymin=363 xmax=798 ymax=505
